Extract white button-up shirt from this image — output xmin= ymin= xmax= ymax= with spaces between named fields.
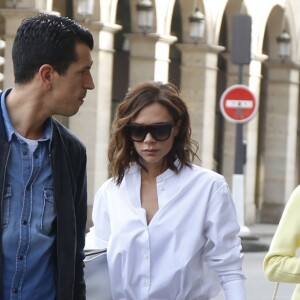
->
xmin=86 ymin=163 xmax=246 ymax=300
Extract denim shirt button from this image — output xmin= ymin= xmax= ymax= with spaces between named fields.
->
xmin=18 ymin=255 xmax=23 ymax=260
xmin=12 ymin=288 xmax=18 ymax=293
xmin=22 ymin=220 xmax=27 ymax=225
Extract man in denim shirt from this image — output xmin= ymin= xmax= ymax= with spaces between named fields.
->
xmin=0 ymin=14 xmax=94 ymax=299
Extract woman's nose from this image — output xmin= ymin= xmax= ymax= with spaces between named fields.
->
xmin=143 ymin=132 xmax=155 ymax=142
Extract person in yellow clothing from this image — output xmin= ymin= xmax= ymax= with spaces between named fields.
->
xmin=263 ymin=185 xmax=300 ymax=300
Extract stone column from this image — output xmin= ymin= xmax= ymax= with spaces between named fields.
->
xmin=177 ymin=43 xmax=224 ymax=169
xmin=0 ymin=38 xmax=6 ymax=90
xmin=261 ymin=61 xmax=300 ymax=223
xmin=244 ymin=54 xmax=267 ymax=224
xmin=126 ymin=33 xmax=177 ymax=86
xmin=220 ymin=56 xmax=242 ymax=185
xmin=5 ymin=0 xmax=52 ymax=10
xmin=68 ymin=22 xmax=121 ymax=207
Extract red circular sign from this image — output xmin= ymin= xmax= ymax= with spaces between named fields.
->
xmin=220 ymin=84 xmax=258 ymax=124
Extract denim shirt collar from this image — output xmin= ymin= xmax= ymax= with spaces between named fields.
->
xmin=0 ymin=88 xmax=53 ymax=142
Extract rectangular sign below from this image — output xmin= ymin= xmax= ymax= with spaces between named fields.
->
xmin=225 ymin=100 xmax=253 ymax=108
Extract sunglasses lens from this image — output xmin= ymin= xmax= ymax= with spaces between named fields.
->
xmin=129 ymin=126 xmax=147 ymax=142
xmin=151 ymin=124 xmax=172 ymax=141
xmin=127 ymin=124 xmax=173 ymax=142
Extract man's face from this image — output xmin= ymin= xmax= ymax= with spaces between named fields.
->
xmin=50 ymin=42 xmax=94 ymax=116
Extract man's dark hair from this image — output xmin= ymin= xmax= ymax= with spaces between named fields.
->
xmin=12 ymin=14 xmax=94 ymax=84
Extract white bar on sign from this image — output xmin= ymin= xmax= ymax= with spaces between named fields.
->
xmin=225 ymin=100 xmax=253 ymax=108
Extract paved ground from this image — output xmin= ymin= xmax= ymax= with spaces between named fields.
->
xmin=212 ymin=223 xmax=295 ymax=299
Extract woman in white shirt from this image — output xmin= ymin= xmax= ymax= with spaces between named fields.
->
xmin=86 ymin=81 xmax=246 ymax=300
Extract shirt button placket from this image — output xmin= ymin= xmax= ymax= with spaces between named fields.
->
xmin=157 ymin=177 xmax=165 ymax=192
xmin=141 ymin=230 xmax=151 ymax=297
xmin=144 ymin=250 xmax=150 ymax=291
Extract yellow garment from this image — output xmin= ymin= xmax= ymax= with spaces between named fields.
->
xmin=263 ymin=185 xmax=300 ymax=300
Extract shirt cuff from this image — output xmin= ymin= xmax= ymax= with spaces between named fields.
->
xmin=85 ymin=229 xmax=108 ymax=250
xmin=219 ymin=273 xmax=247 ymax=300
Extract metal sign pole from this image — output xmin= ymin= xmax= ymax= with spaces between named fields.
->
xmin=231 ymin=14 xmax=252 ymax=236
xmin=232 ymin=64 xmax=250 ymax=235
xmin=235 ymin=64 xmax=244 ymax=175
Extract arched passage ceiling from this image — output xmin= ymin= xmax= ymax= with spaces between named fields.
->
xmin=71 ymin=0 xmax=295 ymax=62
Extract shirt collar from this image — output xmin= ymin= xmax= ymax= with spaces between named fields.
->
xmin=0 ymin=88 xmax=53 ymax=142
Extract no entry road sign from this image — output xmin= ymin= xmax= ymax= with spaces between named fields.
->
xmin=220 ymin=84 xmax=258 ymax=124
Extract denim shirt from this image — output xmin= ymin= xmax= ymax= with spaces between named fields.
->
xmin=1 ymin=89 xmax=56 ymax=300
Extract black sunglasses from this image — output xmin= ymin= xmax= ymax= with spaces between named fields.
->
xmin=126 ymin=123 xmax=174 ymax=142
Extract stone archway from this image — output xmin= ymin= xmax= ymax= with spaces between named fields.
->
xmin=259 ymin=6 xmax=299 ymax=223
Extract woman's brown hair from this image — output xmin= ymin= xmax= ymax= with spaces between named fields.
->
xmin=108 ymin=81 xmax=199 ymax=185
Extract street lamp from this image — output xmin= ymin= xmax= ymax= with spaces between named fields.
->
xmin=189 ymin=7 xmax=205 ymax=44
xmin=77 ymin=0 xmax=95 ymax=21
xmin=136 ymin=0 xmax=153 ymax=34
xmin=276 ymin=29 xmax=291 ymax=62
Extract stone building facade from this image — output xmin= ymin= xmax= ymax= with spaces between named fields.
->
xmin=0 ymin=0 xmax=299 ymax=227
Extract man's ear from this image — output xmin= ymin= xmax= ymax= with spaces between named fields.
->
xmin=39 ymin=64 xmax=54 ymax=88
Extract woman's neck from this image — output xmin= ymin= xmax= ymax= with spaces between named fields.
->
xmin=141 ymin=160 xmax=167 ymax=179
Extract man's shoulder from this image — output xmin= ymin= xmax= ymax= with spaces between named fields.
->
xmin=52 ymin=118 xmax=86 ymax=151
